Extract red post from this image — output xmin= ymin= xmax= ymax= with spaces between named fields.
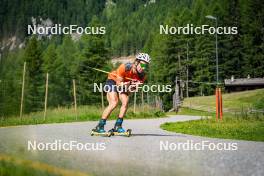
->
xmin=215 ymin=88 xmax=219 ymax=121
xmin=219 ymin=88 xmax=223 ymax=120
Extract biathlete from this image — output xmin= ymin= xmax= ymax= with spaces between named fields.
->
xmin=93 ymin=53 xmax=151 ymax=134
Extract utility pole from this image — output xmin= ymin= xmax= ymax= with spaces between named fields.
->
xmin=44 ymin=73 xmax=49 ymax=121
xmin=206 ymin=15 xmax=223 ymax=121
xmin=133 ymin=92 xmax=136 ymax=113
xmin=101 ymin=91 xmax=104 ymax=110
xmin=178 ymin=54 xmax=182 ymax=99
xmin=205 ymin=15 xmax=219 ymax=85
xmin=215 ymin=18 xmax=218 ymax=85
xmin=141 ymin=90 xmax=144 ymax=111
xmin=20 ymin=62 xmax=26 ymax=120
xmin=186 ymin=42 xmax=189 ymax=98
xmin=73 ymin=79 xmax=77 ymax=120
xmin=173 ymin=76 xmax=180 ymax=112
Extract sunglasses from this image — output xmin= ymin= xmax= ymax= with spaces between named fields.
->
xmin=140 ymin=63 xmax=148 ymax=70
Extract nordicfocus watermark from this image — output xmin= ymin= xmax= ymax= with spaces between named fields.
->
xmin=160 ymin=140 xmax=238 ymax=151
xmin=160 ymin=24 xmax=238 ymax=35
xmin=93 ymin=83 xmax=172 ymax=93
xmin=28 ymin=24 xmax=106 ymax=35
xmin=27 ymin=140 xmax=106 ymax=151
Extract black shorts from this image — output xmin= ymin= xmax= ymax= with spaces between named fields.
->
xmin=104 ymin=79 xmax=118 ymax=92
xmin=104 ymin=79 xmax=129 ymax=94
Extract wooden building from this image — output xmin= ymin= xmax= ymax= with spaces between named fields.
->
xmin=224 ymin=76 xmax=264 ymax=92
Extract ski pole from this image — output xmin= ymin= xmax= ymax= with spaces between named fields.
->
xmin=84 ymin=65 xmax=138 ymax=82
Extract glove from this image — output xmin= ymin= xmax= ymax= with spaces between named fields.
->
xmin=130 ymin=79 xmax=143 ymax=85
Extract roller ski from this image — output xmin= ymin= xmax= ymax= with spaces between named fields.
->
xmin=109 ymin=128 xmax=132 ymax=137
xmin=90 ymin=129 xmax=112 ymax=137
xmin=109 ymin=118 xmax=132 ymax=137
xmin=91 ymin=119 xmax=112 ymax=137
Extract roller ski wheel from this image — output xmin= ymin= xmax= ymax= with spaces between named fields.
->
xmin=90 ymin=129 xmax=112 ymax=137
xmin=111 ymin=129 xmax=132 ymax=137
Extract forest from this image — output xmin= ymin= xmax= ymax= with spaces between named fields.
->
xmin=0 ymin=0 xmax=263 ymax=116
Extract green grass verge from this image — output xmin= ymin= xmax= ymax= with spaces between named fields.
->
xmin=0 ymin=160 xmax=56 ymax=176
xmin=183 ymin=88 xmax=264 ymax=112
xmin=174 ymin=107 xmax=214 ymax=116
xmin=0 ymin=154 xmax=89 ymax=176
xmin=162 ymin=108 xmax=264 ymax=141
xmin=0 ymin=105 xmax=165 ymax=127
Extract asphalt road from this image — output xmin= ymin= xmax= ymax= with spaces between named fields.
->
xmin=0 ymin=115 xmax=263 ymax=176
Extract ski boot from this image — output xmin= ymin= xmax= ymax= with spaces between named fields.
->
xmin=91 ymin=119 xmax=112 ymax=137
xmin=110 ymin=118 xmax=132 ymax=137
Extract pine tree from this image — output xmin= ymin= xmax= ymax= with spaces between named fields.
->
xmin=54 ymin=35 xmax=77 ymax=106
xmin=23 ymin=37 xmax=44 ymax=112
xmin=76 ymin=16 xmax=109 ymax=104
xmin=0 ymin=49 xmax=24 ymax=116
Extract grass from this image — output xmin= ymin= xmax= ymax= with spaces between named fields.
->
xmin=183 ymin=88 xmax=264 ymax=112
xmin=0 ymin=153 xmax=89 ymax=176
xmin=0 ymin=105 xmax=165 ymax=127
xmin=161 ymin=113 xmax=264 ymax=141
xmin=177 ymin=107 xmax=214 ymax=117
xmin=163 ymin=89 xmax=264 ymax=141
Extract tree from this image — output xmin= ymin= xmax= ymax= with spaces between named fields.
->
xmin=23 ymin=36 xmax=44 ymax=112
xmin=52 ymin=35 xmax=77 ymax=106
xmin=76 ymin=16 xmax=110 ymax=104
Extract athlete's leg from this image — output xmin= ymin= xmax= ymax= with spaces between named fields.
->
xmin=113 ymin=93 xmax=129 ymax=133
xmin=94 ymin=79 xmax=119 ymax=133
xmin=94 ymin=92 xmax=118 ymax=133
xmin=102 ymin=92 xmax=119 ymax=119
xmin=118 ymin=92 xmax=129 ymax=118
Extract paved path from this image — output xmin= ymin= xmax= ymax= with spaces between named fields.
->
xmin=0 ymin=115 xmax=263 ymax=176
